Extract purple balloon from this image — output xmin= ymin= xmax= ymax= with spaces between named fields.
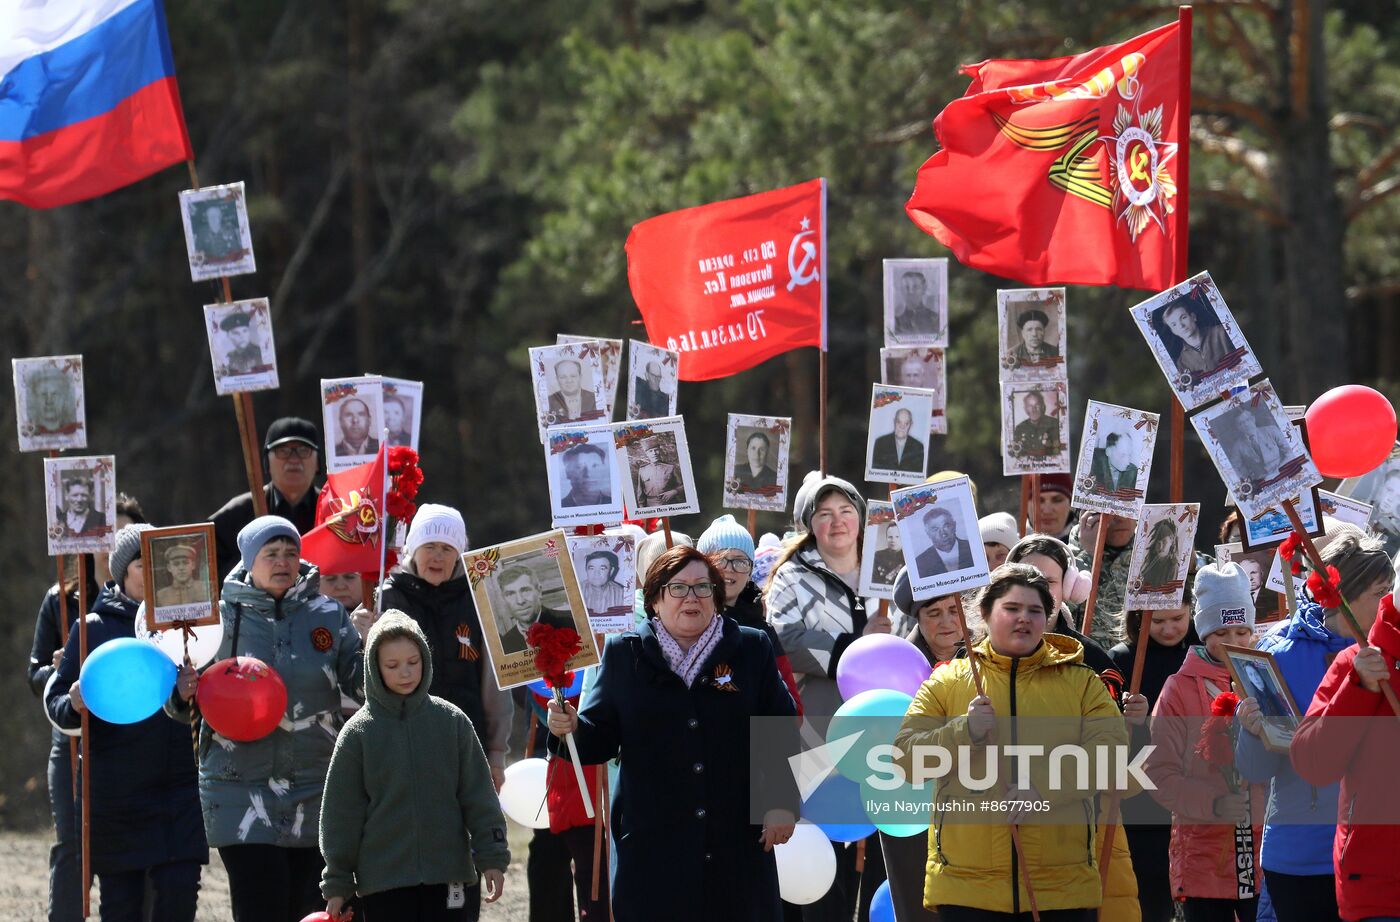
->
xmin=835 ymin=634 xmax=933 ymax=699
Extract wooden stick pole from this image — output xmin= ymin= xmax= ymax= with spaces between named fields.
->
xmin=747 ymin=509 xmax=757 ymax=543
xmin=1079 ymin=515 xmax=1112 ymax=637
xmin=1019 ymin=476 xmax=1030 ymax=538
xmin=954 ymin=595 xmax=1040 ymax=920
xmin=662 ymin=517 xmax=674 ymax=550
xmin=818 ymin=349 xmax=828 ymax=476
xmin=77 ymin=558 xmax=91 ymax=918
xmin=1169 ymin=5 xmax=1192 ymax=506
xmin=1282 ymin=498 xmax=1400 ymax=721
xmin=55 ymin=554 xmax=80 ymax=800
xmin=591 ymin=766 xmax=605 ymax=901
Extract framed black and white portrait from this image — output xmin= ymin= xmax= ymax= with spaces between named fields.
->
xmin=1001 ymin=380 xmax=1071 ymax=476
xmin=205 ymin=299 xmax=278 ymax=395
xmin=546 ymin=424 xmax=624 ymax=528
xmin=1124 ymin=504 xmax=1200 ymax=611
xmin=882 ymin=258 xmax=948 ymax=348
xmin=531 ymin=342 xmax=608 ymax=439
xmin=43 ymin=455 xmax=117 ymax=556
xmin=892 ymin=476 xmax=990 ymax=599
xmin=567 ymin=533 xmax=636 ymax=635
xmin=13 ymin=355 xmax=86 ymax=452
xmin=1222 ymin=645 xmax=1300 ymax=751
xmin=614 ymin=416 xmax=699 ymax=518
xmin=880 ymin=347 xmax=947 ymax=435
xmin=321 ymin=376 xmax=384 ymax=473
xmin=1130 ymin=271 xmax=1262 ymax=411
xmin=626 ymin=340 xmax=680 ymax=421
xmin=857 ymin=501 xmax=900 ymax=600
xmin=864 ymin=385 xmax=935 ymax=485
xmin=559 ymin=335 xmax=622 ymax=420
xmin=179 ymin=182 xmax=256 ymax=282
xmin=1071 ymin=401 xmax=1158 ymax=519
xmin=997 ymin=288 xmax=1067 ymax=382
xmin=723 ymin=414 xmax=791 ymax=512
xmin=141 ymin=524 xmax=219 ymax=629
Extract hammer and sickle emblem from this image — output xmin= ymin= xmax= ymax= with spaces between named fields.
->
xmin=786 ymin=230 xmax=820 ymax=292
xmin=1129 ymin=148 xmax=1150 ymax=182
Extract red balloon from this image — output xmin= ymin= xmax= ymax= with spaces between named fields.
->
xmin=197 ymin=656 xmax=288 ymax=742
xmin=1305 ymin=385 xmax=1398 ymax=478
xmin=299 ymin=914 xmax=335 ymax=922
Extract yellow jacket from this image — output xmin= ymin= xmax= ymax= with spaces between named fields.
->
xmin=892 ymin=634 xmax=1129 ymax=915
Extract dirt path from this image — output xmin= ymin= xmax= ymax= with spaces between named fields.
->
xmin=0 ymin=828 xmax=534 ymax=920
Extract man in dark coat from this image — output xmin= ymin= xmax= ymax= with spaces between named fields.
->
xmin=913 ymin=507 xmax=973 ymax=578
xmin=632 ymin=360 xmax=670 ymax=419
xmin=735 ymin=431 xmax=778 ymax=493
xmin=548 ymin=358 xmax=598 ymax=422
xmin=209 ymin=417 xmax=322 ymax=578
xmin=1090 ymin=431 xmax=1139 ymax=493
xmin=870 ymin=407 xmax=926 ymax=474
xmin=496 ymin=565 xmax=574 ymax=655
xmin=55 ymin=474 xmax=105 ymax=537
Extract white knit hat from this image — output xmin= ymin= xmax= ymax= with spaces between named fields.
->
xmin=978 ymin=512 xmax=1019 ymax=552
xmin=402 ymin=504 xmax=468 ymax=560
xmin=1192 ymin=562 xmax=1255 ymax=640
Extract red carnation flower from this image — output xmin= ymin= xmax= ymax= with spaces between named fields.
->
xmin=1278 ymin=532 xmax=1304 ymax=576
xmin=1307 ymin=565 xmax=1343 ymax=609
xmin=1210 ymin=691 xmax=1240 ymax=717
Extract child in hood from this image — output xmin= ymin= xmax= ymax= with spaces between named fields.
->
xmin=1145 ymin=562 xmax=1266 ymax=920
xmin=320 ymin=610 xmax=509 ymax=920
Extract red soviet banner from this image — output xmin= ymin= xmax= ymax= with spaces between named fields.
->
xmin=626 ymin=178 xmax=826 ymax=381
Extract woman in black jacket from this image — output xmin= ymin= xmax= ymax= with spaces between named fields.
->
xmin=44 ymin=524 xmax=208 ymax=921
xmin=547 ymin=545 xmax=799 ymax=922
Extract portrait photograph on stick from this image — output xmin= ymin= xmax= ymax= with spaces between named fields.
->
xmin=381 ymin=378 xmax=423 ymax=450
xmin=178 ymin=181 xmax=256 ymax=282
xmin=140 ymin=524 xmax=220 ymax=629
xmin=722 ymin=414 xmax=791 ymax=512
xmin=559 ymin=334 xmax=622 ymax=419
xmin=892 ymin=475 xmax=990 ymax=598
xmin=1317 ymin=489 xmax=1373 ymax=530
xmin=204 ymin=299 xmax=278 ymax=396
xmin=1222 ymin=645 xmax=1301 ymax=751
xmin=882 ymin=257 xmax=948 ymax=347
xmin=614 ymin=416 xmax=699 ymax=518
xmin=1130 ymin=270 xmax=1262 ymax=410
xmin=1124 ymin=503 xmax=1200 ymax=611
xmin=857 ymin=500 xmax=899 ymax=600
xmin=320 ymin=375 xmax=384 ymax=473
xmin=1191 ymin=379 xmax=1322 ymax=519
xmin=530 ymin=341 xmax=608 ymax=438
xmin=43 ymin=455 xmax=117 ymax=556
xmin=1001 ymin=380 xmax=1071 ymax=476
xmin=997 ymin=287 xmax=1067 ymax=381
xmin=864 ymin=384 xmax=935 ymax=485
xmin=1071 ymin=400 xmax=1157 ymax=519
xmin=12 ymin=355 xmax=87 ymax=452
xmin=1214 ymin=541 xmax=1288 ymax=631
xmin=567 ymin=533 xmax=636 ymax=635
xmin=880 ymin=347 xmax=947 ymax=435
xmin=545 ymin=423 xmax=624 ymax=528
xmin=625 ymin=339 xmax=679 ymax=421
xmin=464 ymin=529 xmax=600 ymax=690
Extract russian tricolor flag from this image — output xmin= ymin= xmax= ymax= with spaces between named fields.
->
xmin=0 ymin=0 xmax=193 ymax=208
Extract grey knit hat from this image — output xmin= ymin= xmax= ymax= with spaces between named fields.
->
xmin=792 ymin=471 xmax=866 ymax=533
xmin=1192 ymin=562 xmax=1255 ymax=640
xmin=110 ymin=523 xmax=155 ymax=586
xmin=237 ymin=515 xmax=301 ymax=572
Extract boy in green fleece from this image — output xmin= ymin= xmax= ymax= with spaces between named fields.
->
xmin=320 ymin=610 xmax=509 ymax=921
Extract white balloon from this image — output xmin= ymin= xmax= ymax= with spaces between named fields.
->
xmin=135 ymin=604 xmax=224 ymax=669
xmin=498 ymin=757 xmax=551 ymax=830
xmin=775 ymin=821 xmax=837 ymax=904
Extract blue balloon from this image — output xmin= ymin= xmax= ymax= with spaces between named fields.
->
xmin=827 ymin=689 xmax=913 ymax=781
xmin=860 ymin=777 xmax=932 ymax=838
xmin=802 ymin=773 xmax=876 ymax=843
xmin=527 ymin=668 xmax=587 ymax=698
xmin=78 ymin=637 xmax=178 ymax=725
xmin=869 ymin=880 xmax=894 ymax=922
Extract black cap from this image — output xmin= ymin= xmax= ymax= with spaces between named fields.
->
xmin=219 ymin=311 xmax=252 ymax=331
xmin=263 ymin=417 xmax=321 ymax=452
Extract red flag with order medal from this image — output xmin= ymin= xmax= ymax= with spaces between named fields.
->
xmin=300 ymin=447 xmax=388 ymax=576
xmin=626 ymin=178 xmax=827 ymax=382
xmin=905 ymin=19 xmax=1185 ymax=291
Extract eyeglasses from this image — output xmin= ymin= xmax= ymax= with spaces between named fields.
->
xmin=271 ymin=444 xmax=316 ymax=460
xmin=663 ymin=582 xmax=714 ymax=599
xmin=713 ymin=557 xmax=753 ymax=573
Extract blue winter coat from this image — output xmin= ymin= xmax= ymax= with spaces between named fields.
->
xmin=551 ymin=617 xmax=799 ymax=922
xmin=45 ymin=583 xmax=208 ymax=875
xmin=1234 ymin=601 xmax=1353 ymax=875
xmin=165 ymin=562 xmax=365 ymax=848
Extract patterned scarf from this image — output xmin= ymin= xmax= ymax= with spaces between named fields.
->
xmin=652 ymin=615 xmax=723 ymax=688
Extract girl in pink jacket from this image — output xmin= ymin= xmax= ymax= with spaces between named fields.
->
xmin=1145 ymin=563 xmax=1267 ymax=922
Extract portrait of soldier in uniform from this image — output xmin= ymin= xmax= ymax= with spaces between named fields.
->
xmin=220 ymin=311 xmax=266 ymax=376
xmin=155 ymin=542 xmax=207 ymax=606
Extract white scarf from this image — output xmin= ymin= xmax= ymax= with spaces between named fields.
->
xmin=652 ymin=615 xmax=723 ymax=688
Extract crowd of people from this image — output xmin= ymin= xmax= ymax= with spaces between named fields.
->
xmin=25 ymin=415 xmax=1400 ymax=922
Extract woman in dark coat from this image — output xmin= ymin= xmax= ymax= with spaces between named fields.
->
xmin=45 ymin=524 xmax=208 ymax=921
xmin=547 ymin=545 xmax=799 ymax=922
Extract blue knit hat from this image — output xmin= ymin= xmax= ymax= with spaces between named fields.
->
xmin=697 ymin=514 xmax=755 ymax=559
xmin=237 ymin=515 xmax=301 ymax=572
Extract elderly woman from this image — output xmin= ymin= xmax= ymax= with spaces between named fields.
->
xmin=893 ymin=564 xmax=1130 ymax=920
xmin=546 ymin=545 xmax=798 ymax=921
xmin=168 ymin=516 xmax=365 ymax=922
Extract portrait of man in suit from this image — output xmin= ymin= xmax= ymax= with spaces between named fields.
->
xmin=495 ymin=565 xmax=574 ymax=655
xmin=559 ymin=442 xmax=612 ymax=508
xmin=56 ymin=474 xmax=104 ymax=538
xmin=1012 ymin=308 xmax=1060 ymax=367
xmin=633 ymin=359 xmax=669 ymax=419
xmin=334 ymin=397 xmax=379 ymax=457
xmin=548 ymin=358 xmax=598 ymax=423
xmin=871 ymin=407 xmax=926 ymax=474
xmin=581 ymin=550 xmax=631 ymax=615
xmin=892 ymin=270 xmax=939 ymax=337
xmin=735 ymin=430 xmax=778 ymax=493
xmin=383 ymin=395 xmax=412 ymax=448
xmin=1090 ymin=430 xmax=1139 ymax=494
xmin=914 ymin=505 xmax=974 ymax=579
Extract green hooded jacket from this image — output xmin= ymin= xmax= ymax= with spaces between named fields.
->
xmin=319 ymin=610 xmax=510 ymax=900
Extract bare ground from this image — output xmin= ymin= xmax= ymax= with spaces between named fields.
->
xmin=0 ymin=827 xmax=535 ymax=921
